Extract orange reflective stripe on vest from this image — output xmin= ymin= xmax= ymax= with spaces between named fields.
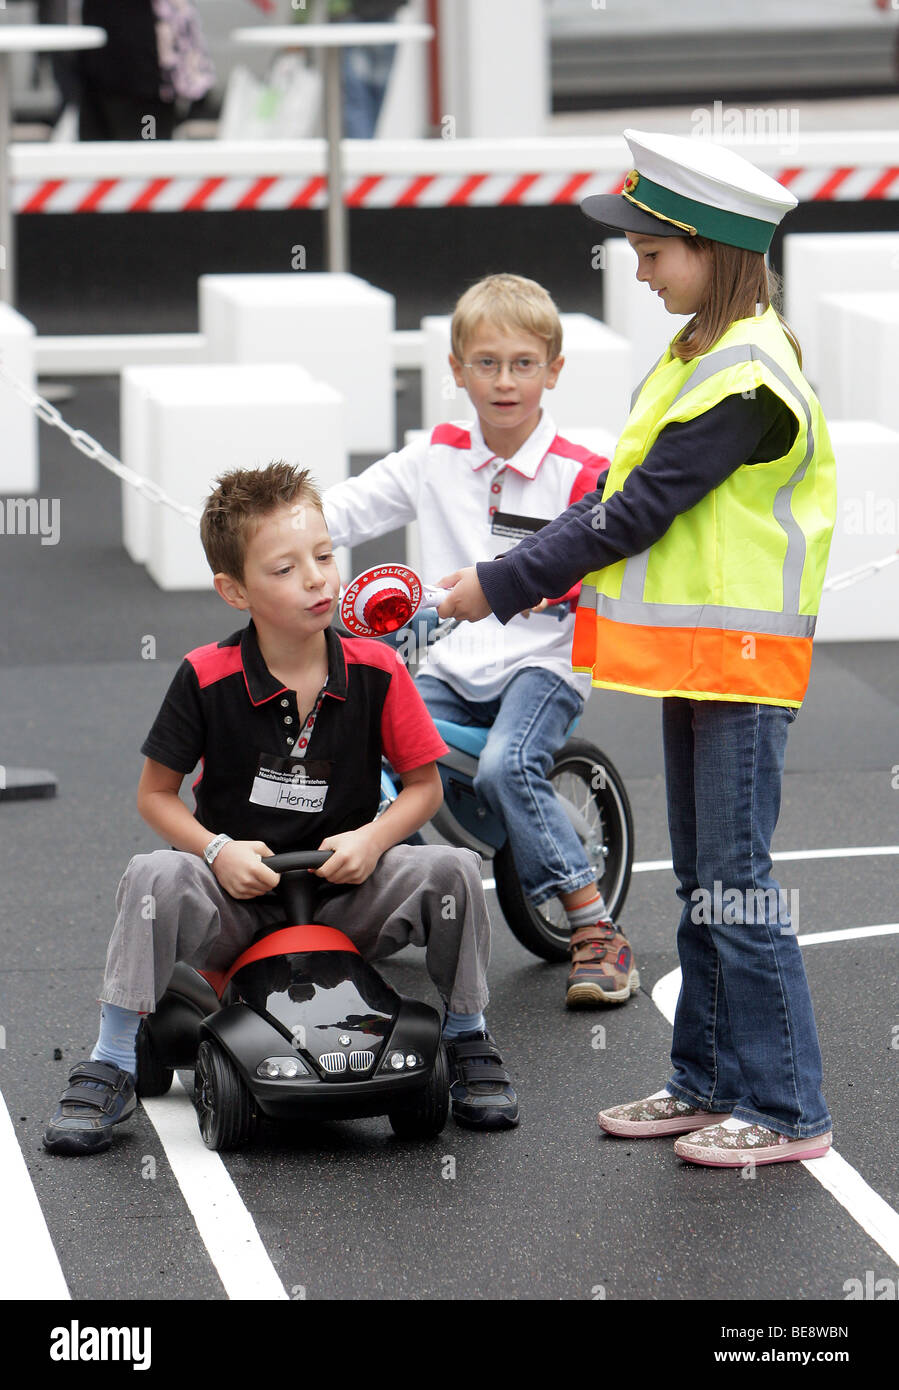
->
xmin=572 ymin=608 xmax=812 ymax=707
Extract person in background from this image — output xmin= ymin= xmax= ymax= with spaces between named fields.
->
xmin=874 ymin=0 xmax=899 ymax=86
xmin=291 ymin=0 xmax=404 ymax=138
xmin=323 ymin=274 xmax=636 ymax=1010
xmin=38 ymin=0 xmax=83 ymax=126
xmin=78 ymin=0 xmax=215 ymax=140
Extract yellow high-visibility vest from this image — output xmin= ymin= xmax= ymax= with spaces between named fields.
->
xmin=572 ymin=306 xmax=836 ymax=707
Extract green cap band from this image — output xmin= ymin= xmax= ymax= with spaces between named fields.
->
xmin=625 ymin=175 xmax=778 ymax=252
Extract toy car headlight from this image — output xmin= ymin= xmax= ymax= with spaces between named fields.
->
xmin=257 ymin=1056 xmax=308 ymax=1079
xmin=382 ymin=1050 xmax=422 ymax=1072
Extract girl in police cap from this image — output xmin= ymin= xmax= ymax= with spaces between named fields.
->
xmin=437 ymin=130 xmax=836 ymax=1167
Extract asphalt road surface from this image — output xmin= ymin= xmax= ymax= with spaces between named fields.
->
xmin=1 ymin=379 xmax=897 ymax=1356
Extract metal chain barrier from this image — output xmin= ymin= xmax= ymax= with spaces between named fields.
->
xmin=0 ymin=359 xmax=201 ymax=528
xmin=822 ymin=549 xmax=898 ymax=592
xmin=1 ymin=356 xmax=896 ymax=587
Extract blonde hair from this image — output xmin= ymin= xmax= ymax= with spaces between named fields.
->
xmin=672 ymin=238 xmax=802 ymax=366
xmin=200 ymin=461 xmax=323 ymax=581
xmin=451 ymin=273 xmax=563 ymax=362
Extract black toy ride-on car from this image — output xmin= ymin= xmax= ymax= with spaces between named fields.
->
xmin=136 ymin=851 xmax=449 ymax=1150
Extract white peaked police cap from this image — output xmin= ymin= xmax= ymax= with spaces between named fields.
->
xmin=581 ymin=128 xmax=799 ymax=252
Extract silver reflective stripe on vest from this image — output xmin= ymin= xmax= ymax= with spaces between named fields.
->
xmin=763 ymin=356 xmax=814 ymax=615
xmin=620 ymin=546 xmax=650 ymax=602
xmin=668 ymin=342 xmax=759 ymax=411
xmin=629 ymin=352 xmax=666 ymax=411
xmin=581 ymin=587 xmax=815 ymax=638
xmin=620 ymin=339 xmax=816 ymax=617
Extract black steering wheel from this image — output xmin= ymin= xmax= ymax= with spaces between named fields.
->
xmin=261 ymin=850 xmax=334 ymax=874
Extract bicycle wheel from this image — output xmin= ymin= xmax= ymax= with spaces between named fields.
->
xmin=493 ymin=739 xmax=634 ymax=962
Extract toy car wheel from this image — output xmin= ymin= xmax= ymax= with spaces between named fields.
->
xmin=135 ymin=1019 xmax=174 ymax=1098
xmin=194 ymin=1039 xmax=256 ymax=1151
xmin=388 ymin=1042 xmax=449 ymax=1140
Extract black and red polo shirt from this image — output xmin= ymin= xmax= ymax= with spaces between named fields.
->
xmin=141 ymin=622 xmax=448 ymax=854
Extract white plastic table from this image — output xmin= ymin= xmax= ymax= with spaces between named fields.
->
xmin=0 ymin=24 xmax=106 ymax=302
xmin=231 ymin=22 xmax=433 ymax=272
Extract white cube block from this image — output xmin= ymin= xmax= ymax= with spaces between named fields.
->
xmin=0 ymin=305 xmax=38 ymax=494
xmin=120 ymin=363 xmax=345 ymax=591
xmin=601 ymin=238 xmax=689 ymax=382
xmin=199 ymin=273 xmax=395 ymax=454
xmin=783 ymin=232 xmax=899 ymax=387
xmin=816 ymin=292 xmax=899 ymax=429
xmin=816 ymin=420 xmax=899 ymax=642
xmin=421 ymin=312 xmax=632 ymax=435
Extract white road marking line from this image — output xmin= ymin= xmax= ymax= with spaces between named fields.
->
xmin=801 ymin=1150 xmax=899 ymax=1267
xmin=140 ymin=1074 xmax=289 ymax=1301
xmin=650 ymin=969 xmax=682 ymax=1027
xmin=633 ymin=844 xmax=899 ymax=874
xmin=483 ymin=844 xmax=899 ymax=890
xmin=796 ymin=922 xmax=899 ymax=946
xmin=0 ymin=1089 xmax=70 ymax=1300
xmin=650 ymin=960 xmax=899 ymax=1271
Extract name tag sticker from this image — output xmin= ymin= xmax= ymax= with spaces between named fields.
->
xmin=490 ymin=510 xmax=551 ymax=540
xmin=250 ymin=756 xmax=331 ymax=813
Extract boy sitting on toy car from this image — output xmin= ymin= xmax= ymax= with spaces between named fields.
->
xmin=44 ymin=463 xmax=517 ymax=1154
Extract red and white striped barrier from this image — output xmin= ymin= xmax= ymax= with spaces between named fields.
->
xmin=11 ymin=134 xmax=899 ymax=211
xmin=13 ymin=165 xmax=899 ymax=213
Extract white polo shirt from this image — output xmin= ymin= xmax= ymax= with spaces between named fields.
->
xmin=323 ymin=410 xmax=607 ymax=701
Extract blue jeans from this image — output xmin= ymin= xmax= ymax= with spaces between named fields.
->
xmin=415 ymin=670 xmax=596 ymax=906
xmin=662 ymin=697 xmax=831 ymax=1139
xmin=341 ymin=44 xmax=396 ymax=138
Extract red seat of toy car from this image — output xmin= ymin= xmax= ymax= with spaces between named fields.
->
xmin=199 ymin=924 xmax=360 ymax=999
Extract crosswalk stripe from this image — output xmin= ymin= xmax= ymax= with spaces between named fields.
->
xmin=0 ymin=1090 xmax=70 ymax=1300
xmin=141 ymin=1075 xmax=289 ymax=1301
xmin=650 ymin=954 xmax=899 ymax=1271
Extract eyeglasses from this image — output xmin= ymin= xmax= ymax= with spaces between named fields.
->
xmin=461 ymin=356 xmax=550 ymax=380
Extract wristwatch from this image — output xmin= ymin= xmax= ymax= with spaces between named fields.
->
xmin=203 ymin=833 xmax=232 ymax=867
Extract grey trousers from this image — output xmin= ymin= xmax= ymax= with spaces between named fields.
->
xmin=99 ymin=844 xmax=491 ymax=1016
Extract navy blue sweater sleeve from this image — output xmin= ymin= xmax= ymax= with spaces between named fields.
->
xmin=477 ymin=387 xmax=796 ymax=623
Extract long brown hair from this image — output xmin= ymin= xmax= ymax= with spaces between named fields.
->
xmin=672 ymin=237 xmax=802 ymax=367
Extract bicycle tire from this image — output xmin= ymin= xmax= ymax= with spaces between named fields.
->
xmin=493 ymin=739 xmax=634 ymax=962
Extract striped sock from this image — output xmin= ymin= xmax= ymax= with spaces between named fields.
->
xmin=566 ymin=891 xmax=612 ymax=932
